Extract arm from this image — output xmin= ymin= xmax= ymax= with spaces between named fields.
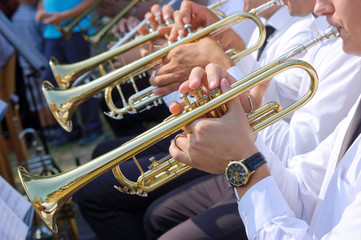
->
xmin=37 ymin=0 xmax=96 ymax=25
xmin=169 ymin=64 xmax=344 ymax=239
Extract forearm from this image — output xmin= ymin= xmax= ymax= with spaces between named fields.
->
xmin=215 ymin=29 xmax=246 ymax=54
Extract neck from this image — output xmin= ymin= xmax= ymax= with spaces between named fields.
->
xmin=262 ymin=5 xmax=283 ymax=20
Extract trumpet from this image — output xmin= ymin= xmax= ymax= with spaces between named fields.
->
xmin=50 ymin=0 xmax=230 ymax=89
xmin=45 ymin=0 xmax=284 ymax=132
xmin=102 ymin=43 xmax=258 ymax=120
xmin=55 ymin=0 xmax=102 ymax=41
xmin=18 ymin=26 xmax=339 ymax=233
xmin=83 ymin=0 xmax=143 ymax=50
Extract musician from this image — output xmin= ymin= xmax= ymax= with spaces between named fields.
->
xmin=35 ymin=0 xmax=105 ymax=146
xmin=165 ymin=0 xmax=361 ymax=238
xmin=143 ymin=0 xmax=361 ymax=239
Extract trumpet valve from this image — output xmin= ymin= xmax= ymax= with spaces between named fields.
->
xmin=184 ymin=24 xmax=193 ymax=35
xmin=193 ymin=86 xmax=209 ymax=106
xmin=180 ymin=93 xmax=196 ymax=112
xmin=177 ymin=35 xmax=184 ymax=41
xmin=165 ymin=19 xmax=174 ymax=26
xmin=148 ymin=156 xmax=160 ymax=169
xmin=155 ymin=16 xmax=164 ymax=27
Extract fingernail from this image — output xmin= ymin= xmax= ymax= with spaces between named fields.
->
xmin=222 ymin=78 xmax=229 ymax=87
xmin=183 ymin=16 xmax=189 ymax=23
xmin=152 ymin=88 xmax=160 ymax=95
xmin=164 ymin=13 xmax=170 ymax=19
xmin=209 ymin=78 xmax=215 ymax=88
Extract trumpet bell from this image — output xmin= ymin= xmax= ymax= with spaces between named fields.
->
xmin=50 ymin=57 xmax=74 ymax=89
xmin=18 ymin=166 xmax=60 ymax=233
xmin=42 ymin=81 xmax=73 ymax=132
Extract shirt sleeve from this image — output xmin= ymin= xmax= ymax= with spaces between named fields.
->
xmin=254 ymin=127 xmax=339 ymax=222
xmin=236 ymin=176 xmax=312 ymax=240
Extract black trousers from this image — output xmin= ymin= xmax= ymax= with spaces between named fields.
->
xmin=144 ymin=174 xmax=247 ymax=240
xmin=73 ymin=135 xmax=208 ymax=240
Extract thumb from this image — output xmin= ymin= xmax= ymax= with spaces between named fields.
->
xmin=219 ymin=78 xmax=246 ymax=116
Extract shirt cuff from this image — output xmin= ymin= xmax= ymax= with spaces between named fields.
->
xmin=236 ymin=176 xmax=291 ymax=237
xmin=227 ymin=66 xmax=245 ymax=80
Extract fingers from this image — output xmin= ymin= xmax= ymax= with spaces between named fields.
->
xmin=162 ymin=4 xmax=174 ymax=22
xmin=169 ymin=133 xmax=191 ymax=165
xmin=138 ymin=26 xmax=149 ymax=35
xmin=127 ymin=16 xmax=140 ymax=29
xmin=146 ymin=4 xmax=175 ymax=30
xmin=151 ymin=4 xmax=162 ymax=20
xmin=219 ymin=78 xmax=247 ymax=116
xmin=116 ymin=18 xmax=127 ymax=34
xmin=180 ymin=67 xmax=207 ymax=94
xmin=205 ymin=63 xmax=237 ymax=89
xmin=169 ymin=101 xmax=186 ymax=115
xmin=169 ymin=10 xmax=185 ymax=41
xmin=178 ymin=0 xmax=193 ymax=24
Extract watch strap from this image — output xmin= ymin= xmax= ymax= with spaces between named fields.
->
xmin=244 ymin=152 xmax=266 ymax=171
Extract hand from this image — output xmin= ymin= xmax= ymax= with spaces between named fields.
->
xmin=168 ymin=0 xmax=219 ymax=42
xmin=168 ymin=0 xmax=245 ymax=52
xmin=138 ymin=4 xmax=174 ymax=35
xmin=111 ymin=16 xmax=141 ymax=36
xmin=150 ymin=37 xmax=234 ymax=96
xmin=35 ymin=9 xmax=47 ymax=22
xmin=37 ymin=12 xmax=67 ymax=24
xmin=169 ymin=70 xmax=259 ymax=174
xmin=170 ymin=64 xmax=254 ymax=115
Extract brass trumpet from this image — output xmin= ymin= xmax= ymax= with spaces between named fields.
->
xmin=102 ymin=44 xmax=259 ymax=120
xmin=55 ymin=0 xmax=102 ymax=41
xmin=45 ymin=0 xmax=284 ymax=132
xmin=83 ymin=0 xmax=143 ymax=50
xmin=50 ymin=0 xmax=230 ymax=89
xmin=18 ymin=26 xmax=339 ymax=233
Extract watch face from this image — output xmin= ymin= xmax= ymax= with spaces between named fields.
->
xmin=225 ymin=162 xmax=249 ymax=187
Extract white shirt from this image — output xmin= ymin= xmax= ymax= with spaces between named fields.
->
xmin=232 ymin=6 xmax=313 ymax=79
xmin=258 ymin=17 xmax=361 ymax=166
xmin=237 ymin=96 xmax=361 ymax=239
xmin=228 ymin=7 xmax=314 ymax=118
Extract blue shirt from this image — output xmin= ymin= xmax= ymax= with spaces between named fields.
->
xmin=43 ymin=0 xmax=92 ymax=39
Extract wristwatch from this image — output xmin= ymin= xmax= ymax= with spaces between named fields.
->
xmin=225 ymin=152 xmax=266 ymax=187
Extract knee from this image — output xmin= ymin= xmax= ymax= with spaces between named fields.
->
xmin=144 ymin=202 xmax=166 ymax=240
